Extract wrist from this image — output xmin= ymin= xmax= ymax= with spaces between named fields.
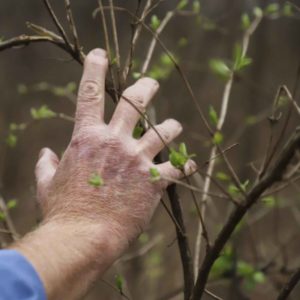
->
xmin=12 ymin=219 xmax=126 ymax=300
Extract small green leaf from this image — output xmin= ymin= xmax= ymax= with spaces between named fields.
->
xmin=241 ymin=13 xmax=251 ymax=30
xmin=169 ymin=143 xmax=195 ymax=169
xmin=151 ymin=15 xmax=161 ymax=30
xmin=179 ymin=142 xmax=188 ymax=156
xmin=261 ymin=196 xmax=276 ymax=207
xmin=177 ymin=0 xmax=188 ymax=10
xmin=283 ymin=3 xmax=293 ymax=16
xmin=0 ymin=212 xmax=6 ymax=221
xmin=209 ymin=59 xmax=231 ymax=80
xmin=228 ymin=184 xmax=240 ymax=196
xmin=209 ymin=105 xmax=218 ymax=126
xmin=193 ymin=0 xmax=201 ymax=14
xmin=150 ymin=167 xmax=161 ymax=182
xmin=216 ymin=172 xmax=230 ymax=181
xmin=6 ymin=134 xmax=17 ymax=148
xmin=7 ymin=199 xmax=17 ymax=210
xmin=253 ymin=7 xmax=263 ymax=18
xmin=138 ymin=233 xmax=149 ymax=244
xmin=132 ymin=72 xmax=141 ymax=79
xmin=160 ymin=53 xmax=173 ymax=67
xmin=133 ymin=125 xmax=144 ymax=139
xmin=88 ymin=173 xmax=104 ymax=187
xmin=265 ymin=3 xmax=280 ymax=15
xmin=213 ymin=131 xmax=223 ymax=145
xmin=66 ymin=82 xmax=77 ymax=93
xmin=237 ymin=261 xmax=254 ymax=277
xmin=253 ymin=271 xmax=266 ymax=283
xmin=115 ymin=274 xmax=124 ymax=293
xmin=233 ymin=44 xmax=252 ymax=71
xmin=178 ymin=37 xmax=188 ymax=48
xmin=31 ymin=105 xmax=57 ymax=120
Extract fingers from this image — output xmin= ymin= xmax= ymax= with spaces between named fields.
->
xmin=156 ymin=160 xmax=197 ymax=182
xmin=74 ymin=49 xmax=108 ymax=134
xmin=109 ymin=77 xmax=159 ymax=134
xmin=35 ymin=148 xmax=59 ymax=196
xmin=138 ymin=119 xmax=182 ymax=159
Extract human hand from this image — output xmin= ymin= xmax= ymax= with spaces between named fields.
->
xmin=35 ymin=48 xmax=196 ymax=247
xmin=14 ymin=48 xmax=196 ymax=300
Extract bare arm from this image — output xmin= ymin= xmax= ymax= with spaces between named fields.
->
xmin=12 ymin=48 xmax=196 ymax=300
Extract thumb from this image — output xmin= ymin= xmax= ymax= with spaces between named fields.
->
xmin=35 ymin=148 xmax=59 ymax=197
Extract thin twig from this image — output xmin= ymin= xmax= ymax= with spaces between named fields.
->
xmin=277 ymin=268 xmax=300 ymax=300
xmin=191 ymin=127 xmax=300 ymax=299
xmin=97 ymin=0 xmax=119 ymax=103
xmin=193 ymin=15 xmax=262 ymax=276
xmin=42 ymin=0 xmax=73 ymax=52
xmin=64 ymin=0 xmax=83 ymax=61
xmin=122 ymin=0 xmax=153 ymax=83
xmin=141 ymin=10 xmax=175 ymax=75
xmin=0 ymin=196 xmax=20 ymax=241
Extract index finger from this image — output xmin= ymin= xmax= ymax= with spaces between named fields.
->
xmin=73 ymin=49 xmax=108 ymax=134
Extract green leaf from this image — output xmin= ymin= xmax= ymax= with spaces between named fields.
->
xmin=209 ymin=59 xmax=231 ymax=80
xmin=31 ymin=105 xmax=57 ymax=120
xmin=177 ymin=0 xmax=188 ymax=10
xmin=138 ymin=233 xmax=149 ymax=244
xmin=6 ymin=134 xmax=17 ymax=148
xmin=179 ymin=142 xmax=188 ymax=156
xmin=265 ymin=3 xmax=280 ymax=15
xmin=150 ymin=15 xmax=160 ymax=30
xmin=213 ymin=131 xmax=223 ymax=145
xmin=7 ymin=199 xmax=17 ymax=210
xmin=283 ymin=3 xmax=293 ymax=16
xmin=241 ymin=13 xmax=251 ymax=30
xmin=233 ymin=44 xmax=252 ymax=71
xmin=133 ymin=125 xmax=144 ymax=139
xmin=261 ymin=195 xmax=276 ymax=207
xmin=169 ymin=143 xmax=195 ymax=169
xmin=160 ymin=53 xmax=173 ymax=67
xmin=193 ymin=0 xmax=201 ymax=14
xmin=88 ymin=173 xmax=104 ymax=187
xmin=209 ymin=105 xmax=218 ymax=126
xmin=178 ymin=37 xmax=188 ymax=48
xmin=115 ymin=274 xmax=124 ymax=293
xmin=237 ymin=261 xmax=254 ymax=277
xmin=228 ymin=184 xmax=240 ymax=196
xmin=150 ymin=167 xmax=161 ymax=182
xmin=253 ymin=7 xmax=263 ymax=18
xmin=0 ymin=212 xmax=6 ymax=221
xmin=66 ymin=82 xmax=77 ymax=93
xmin=216 ymin=172 xmax=230 ymax=181
xmin=132 ymin=72 xmax=141 ymax=79
xmin=253 ymin=271 xmax=266 ymax=283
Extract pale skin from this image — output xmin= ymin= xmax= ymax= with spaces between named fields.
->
xmin=12 ymin=48 xmax=196 ymax=300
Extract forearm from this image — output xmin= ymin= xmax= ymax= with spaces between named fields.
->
xmin=12 ymin=220 xmax=126 ymax=300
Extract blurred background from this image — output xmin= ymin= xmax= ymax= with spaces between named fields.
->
xmin=1 ymin=0 xmax=300 ymax=299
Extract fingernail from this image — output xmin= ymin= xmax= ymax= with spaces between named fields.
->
xmin=91 ymin=48 xmax=107 ymax=58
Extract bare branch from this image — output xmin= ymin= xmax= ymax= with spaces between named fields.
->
xmin=277 ymin=268 xmax=300 ymax=300
xmin=42 ymin=0 xmax=73 ymax=51
xmin=192 ymin=127 xmax=300 ymax=299
xmin=64 ymin=0 xmax=83 ymax=61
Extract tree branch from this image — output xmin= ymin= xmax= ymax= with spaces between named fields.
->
xmin=191 ymin=127 xmax=300 ymax=299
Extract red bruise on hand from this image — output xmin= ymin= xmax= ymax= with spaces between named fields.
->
xmin=35 ymin=48 xmax=197 ymax=248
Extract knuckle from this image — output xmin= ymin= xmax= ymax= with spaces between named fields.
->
xmin=123 ymin=90 xmax=146 ymax=111
xmin=79 ymin=80 xmax=101 ymax=101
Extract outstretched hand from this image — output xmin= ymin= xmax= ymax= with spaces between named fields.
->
xmin=14 ymin=48 xmax=196 ymax=300
xmin=35 ymin=48 xmax=196 ymax=245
